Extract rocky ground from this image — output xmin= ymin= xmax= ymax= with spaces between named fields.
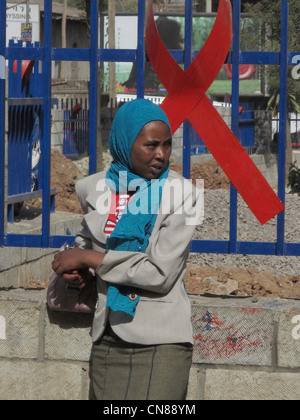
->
xmin=26 ymin=150 xmax=300 ymax=299
xmin=186 ymin=187 xmax=300 ymax=298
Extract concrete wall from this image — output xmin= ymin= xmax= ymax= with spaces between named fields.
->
xmin=1 ymin=211 xmax=83 ymax=289
xmin=293 ymin=151 xmax=300 ymax=166
xmin=250 ymin=154 xmax=278 ymax=189
xmin=0 ymin=289 xmax=91 ymax=400
xmin=187 ymin=296 xmax=300 ymax=400
xmin=0 ymin=291 xmax=300 ymax=400
xmin=51 ymin=109 xmax=65 ymax=154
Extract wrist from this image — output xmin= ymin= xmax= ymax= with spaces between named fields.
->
xmin=82 ymin=250 xmax=105 ymax=270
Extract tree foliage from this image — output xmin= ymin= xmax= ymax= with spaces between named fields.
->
xmin=244 ymin=0 xmax=300 ymax=107
xmin=57 ymin=0 xmax=138 ymax=14
xmin=56 ymin=0 xmax=108 ymax=15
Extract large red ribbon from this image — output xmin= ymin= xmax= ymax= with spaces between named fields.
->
xmin=146 ymin=0 xmax=284 ymax=225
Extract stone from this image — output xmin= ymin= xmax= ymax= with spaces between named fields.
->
xmin=0 ymin=360 xmax=89 ymax=400
xmin=204 ymin=369 xmax=300 ymax=400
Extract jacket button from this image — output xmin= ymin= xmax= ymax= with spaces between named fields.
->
xmin=129 ymin=293 xmax=138 ymax=301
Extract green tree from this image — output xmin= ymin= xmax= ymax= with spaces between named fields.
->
xmin=244 ymin=0 xmax=300 ymax=109
xmin=244 ymin=0 xmax=300 ymax=179
xmin=56 ymin=0 xmax=108 ymax=17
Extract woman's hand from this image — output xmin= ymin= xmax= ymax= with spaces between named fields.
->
xmin=52 ymin=248 xmax=87 ymax=277
xmin=62 ymin=269 xmax=92 ymax=290
xmin=52 ymin=247 xmax=105 ymax=278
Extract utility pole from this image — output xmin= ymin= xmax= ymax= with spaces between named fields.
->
xmin=206 ymin=0 xmax=213 ymax=13
xmin=26 ymin=0 xmax=30 ymax=24
xmin=108 ymin=0 xmax=116 ymax=108
xmin=61 ymin=0 xmax=67 ymax=79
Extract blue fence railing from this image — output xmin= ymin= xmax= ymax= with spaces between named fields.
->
xmin=190 ymin=103 xmax=256 ymax=155
xmin=273 ymin=113 xmax=300 ymax=149
xmin=60 ymin=99 xmax=90 ymax=159
xmin=7 ymin=43 xmax=43 ymax=197
xmin=0 ymin=0 xmax=300 ymax=257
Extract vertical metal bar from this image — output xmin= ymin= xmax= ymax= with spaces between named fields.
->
xmin=136 ymin=0 xmax=145 ymax=99
xmin=0 ymin=0 xmax=6 ymax=247
xmin=41 ymin=0 xmax=52 ymax=248
xmin=182 ymin=0 xmax=193 ymax=179
xmin=277 ymin=0 xmax=289 ymax=256
xmin=229 ymin=0 xmax=240 ymax=254
xmin=89 ymin=0 xmax=98 ymax=175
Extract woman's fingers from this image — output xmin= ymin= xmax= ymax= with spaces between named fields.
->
xmin=52 ymin=249 xmax=85 ymax=275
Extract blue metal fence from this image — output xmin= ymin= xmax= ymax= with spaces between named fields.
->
xmin=5 ymin=41 xmax=58 ymax=223
xmin=7 ymin=43 xmax=43 ymax=197
xmin=0 ymin=0 xmax=300 ymax=256
xmin=190 ymin=102 xmax=256 ymax=154
xmin=273 ymin=113 xmax=300 ymax=149
xmin=59 ymin=98 xmax=89 ymax=159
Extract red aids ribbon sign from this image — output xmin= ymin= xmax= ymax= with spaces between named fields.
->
xmin=225 ymin=64 xmax=256 ymax=80
xmin=146 ymin=0 xmax=285 ymax=225
xmin=13 ymin=60 xmax=35 ymax=83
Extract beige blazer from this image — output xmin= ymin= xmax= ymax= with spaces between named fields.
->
xmin=75 ymin=170 xmax=202 ymax=345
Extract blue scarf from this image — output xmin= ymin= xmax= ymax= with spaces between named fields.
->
xmin=105 ymin=99 xmax=171 ymax=317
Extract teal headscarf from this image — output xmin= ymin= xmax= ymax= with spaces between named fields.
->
xmin=105 ymin=99 xmax=172 ymax=317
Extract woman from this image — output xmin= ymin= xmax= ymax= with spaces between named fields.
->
xmin=52 ymin=99 xmax=201 ymax=400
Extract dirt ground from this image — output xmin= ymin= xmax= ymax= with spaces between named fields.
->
xmin=26 ymin=151 xmax=300 ymax=299
xmin=184 ymin=264 xmax=300 ymax=299
xmin=39 ymin=151 xmax=230 ymax=215
xmin=170 ymin=160 xmax=231 ymax=190
xmin=27 ymin=149 xmax=84 ymax=215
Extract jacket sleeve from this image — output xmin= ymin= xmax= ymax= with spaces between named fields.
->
xmin=96 ymin=181 xmax=202 ymax=295
xmin=74 ymin=178 xmax=93 ymax=250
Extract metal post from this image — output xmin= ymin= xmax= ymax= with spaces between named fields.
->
xmin=229 ymin=0 xmax=240 ymax=254
xmin=89 ymin=0 xmax=99 ymax=175
xmin=108 ymin=0 xmax=116 ymax=107
xmin=41 ymin=0 xmax=52 ymax=248
xmin=182 ymin=0 xmax=193 ymax=180
xmin=136 ymin=0 xmax=145 ymax=99
xmin=0 ymin=0 xmax=6 ymax=247
xmin=26 ymin=0 xmax=30 ymax=24
xmin=61 ymin=0 xmax=67 ymax=79
xmin=277 ymin=0 xmax=289 ymax=255
xmin=206 ymin=0 xmax=213 ymax=13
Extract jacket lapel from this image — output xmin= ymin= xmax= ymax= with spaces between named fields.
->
xmin=80 ymin=170 xmax=177 ymax=248
xmin=84 ymin=188 xmax=112 ymax=246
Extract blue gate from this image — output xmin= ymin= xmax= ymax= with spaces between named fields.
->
xmin=190 ymin=103 xmax=256 ymax=155
xmin=0 ymin=0 xmax=299 ymax=256
xmin=62 ymin=98 xmax=90 ymax=159
xmin=5 ymin=40 xmax=57 ymax=223
xmin=7 ymin=42 xmax=42 ymax=219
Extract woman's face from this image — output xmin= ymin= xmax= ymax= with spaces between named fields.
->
xmin=130 ymin=121 xmax=172 ymax=180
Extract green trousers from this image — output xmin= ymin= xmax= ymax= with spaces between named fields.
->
xmin=90 ymin=329 xmax=193 ymax=401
